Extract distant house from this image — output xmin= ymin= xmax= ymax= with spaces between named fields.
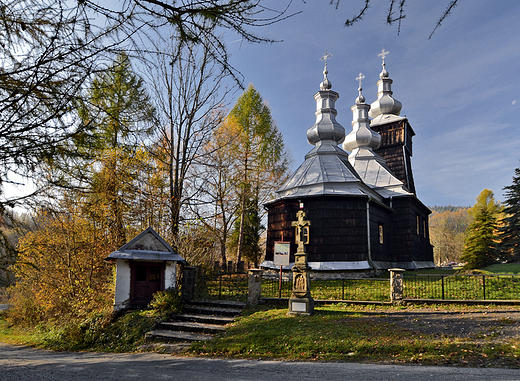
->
xmin=263 ymin=56 xmax=434 ymax=275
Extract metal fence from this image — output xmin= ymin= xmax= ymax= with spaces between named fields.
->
xmin=193 ymin=269 xmax=248 ymax=302
xmin=403 ymin=274 xmax=520 ymax=300
xmin=261 ymin=273 xmax=520 ymax=303
xmin=261 ymin=276 xmax=390 ymax=302
xmin=191 ymin=270 xmax=520 ymax=304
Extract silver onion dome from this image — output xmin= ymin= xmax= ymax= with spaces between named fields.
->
xmin=343 ymin=76 xmax=381 ymax=152
xmin=369 ymin=51 xmax=402 ymax=118
xmin=306 ymin=59 xmax=345 ymax=146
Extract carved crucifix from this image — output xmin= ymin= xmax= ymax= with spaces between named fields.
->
xmin=292 ymin=210 xmax=310 ymax=254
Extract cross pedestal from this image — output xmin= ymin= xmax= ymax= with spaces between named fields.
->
xmin=288 ymin=209 xmax=314 ymax=315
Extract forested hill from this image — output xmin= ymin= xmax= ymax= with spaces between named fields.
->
xmin=429 ymin=205 xmax=470 ymax=213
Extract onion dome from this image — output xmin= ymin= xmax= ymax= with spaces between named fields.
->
xmin=343 ymin=73 xmax=381 ymax=153
xmin=306 ymin=55 xmax=345 ymax=146
xmin=369 ymin=50 xmax=402 ymax=118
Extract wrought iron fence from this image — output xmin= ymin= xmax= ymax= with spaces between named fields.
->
xmin=261 ymin=276 xmax=293 ymax=298
xmin=261 ymin=276 xmax=390 ymax=302
xmin=193 ymin=269 xmax=248 ymax=302
xmin=403 ymin=274 xmax=520 ymax=300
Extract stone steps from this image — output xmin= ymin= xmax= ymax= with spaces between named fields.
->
xmin=145 ymin=300 xmax=245 ymax=346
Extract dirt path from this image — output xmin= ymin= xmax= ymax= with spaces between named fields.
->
xmin=367 ymin=308 xmax=520 ymax=343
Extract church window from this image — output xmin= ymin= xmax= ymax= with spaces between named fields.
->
xmin=378 ymin=224 xmax=384 ymax=244
xmin=416 ymin=215 xmax=420 ymax=235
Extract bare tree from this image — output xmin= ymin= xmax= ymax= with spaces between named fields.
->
xmin=147 ymin=38 xmax=231 ymax=243
xmin=332 ymin=0 xmax=459 ymax=38
xmin=0 ymin=0 xmax=295 ymax=208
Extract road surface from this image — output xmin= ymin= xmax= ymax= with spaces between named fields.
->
xmin=1 ymin=343 xmax=519 ymax=380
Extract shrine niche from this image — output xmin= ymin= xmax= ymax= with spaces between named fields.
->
xmin=106 ymin=227 xmax=185 ymax=310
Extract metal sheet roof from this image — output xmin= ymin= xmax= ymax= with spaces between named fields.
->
xmin=107 ymin=227 xmax=185 ymax=262
xmin=273 ymin=144 xmax=382 ymax=202
xmin=349 ymin=148 xmax=413 ymax=198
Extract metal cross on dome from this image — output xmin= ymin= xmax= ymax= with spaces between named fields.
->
xmin=378 ymin=48 xmax=389 ymax=63
xmin=320 ymin=51 xmax=332 ymax=68
xmin=356 ymin=72 xmax=365 ymax=89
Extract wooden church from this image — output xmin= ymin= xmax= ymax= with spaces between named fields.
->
xmin=263 ymin=52 xmax=434 ymax=274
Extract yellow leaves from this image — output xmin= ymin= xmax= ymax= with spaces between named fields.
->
xmin=10 ymin=200 xmax=114 ymax=323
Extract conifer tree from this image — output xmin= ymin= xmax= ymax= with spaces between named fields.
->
xmin=461 ymin=189 xmax=501 ymax=269
xmin=226 ymin=84 xmax=289 ymax=265
xmin=498 ymin=163 xmax=520 ymax=262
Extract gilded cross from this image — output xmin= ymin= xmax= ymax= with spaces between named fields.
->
xmin=356 ymin=72 xmax=365 ymax=89
xmin=378 ymin=48 xmax=389 ymax=63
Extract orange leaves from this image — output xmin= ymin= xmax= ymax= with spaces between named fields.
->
xmin=9 ymin=199 xmax=114 ymax=324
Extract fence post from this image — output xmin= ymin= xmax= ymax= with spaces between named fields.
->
xmin=389 ymin=268 xmax=405 ymax=303
xmin=182 ymin=267 xmax=198 ymax=301
xmin=248 ymin=269 xmax=263 ymax=305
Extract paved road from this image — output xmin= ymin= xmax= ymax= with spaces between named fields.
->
xmin=1 ymin=343 xmax=520 ymax=381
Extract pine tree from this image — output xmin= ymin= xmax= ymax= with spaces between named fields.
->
xmin=498 ymin=163 xmax=520 ymax=262
xmin=461 ymin=189 xmax=501 ymax=269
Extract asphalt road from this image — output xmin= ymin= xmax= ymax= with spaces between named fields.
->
xmin=1 ymin=343 xmax=520 ymax=381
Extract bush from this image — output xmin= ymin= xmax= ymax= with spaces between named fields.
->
xmin=148 ymin=289 xmax=183 ymax=316
xmin=36 ymin=310 xmax=157 ymax=352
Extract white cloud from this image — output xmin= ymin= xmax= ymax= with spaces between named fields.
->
xmin=513 ymin=100 xmax=517 ymax=105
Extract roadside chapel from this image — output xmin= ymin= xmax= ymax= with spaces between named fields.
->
xmin=263 ymin=51 xmax=434 ymax=275
xmin=107 ymin=227 xmax=185 ymax=310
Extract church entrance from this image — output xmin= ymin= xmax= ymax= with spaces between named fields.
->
xmin=130 ymin=262 xmax=165 ymax=305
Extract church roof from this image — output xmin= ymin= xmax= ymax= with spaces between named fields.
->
xmin=271 ymin=56 xmax=382 ymax=203
xmin=107 ymin=227 xmax=185 ymax=262
xmin=344 ymin=53 xmax=413 ymax=198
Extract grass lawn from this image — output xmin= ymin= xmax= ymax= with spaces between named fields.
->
xmin=187 ymin=303 xmax=520 ymax=367
xmin=482 ymin=263 xmax=520 ymax=274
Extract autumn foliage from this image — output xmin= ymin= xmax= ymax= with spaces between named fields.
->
xmin=8 ymin=198 xmax=114 ymax=325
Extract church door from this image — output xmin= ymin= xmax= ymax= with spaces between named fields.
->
xmin=131 ymin=262 xmax=164 ymax=305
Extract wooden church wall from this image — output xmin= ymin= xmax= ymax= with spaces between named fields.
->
xmin=266 ymin=197 xmax=369 ymax=263
xmin=388 ymin=197 xmax=433 ymax=262
xmin=371 ymin=119 xmax=416 ymax=193
xmin=367 ymin=202 xmax=392 ymax=261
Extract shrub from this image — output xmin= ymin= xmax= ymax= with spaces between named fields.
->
xmin=148 ymin=289 xmax=183 ymax=316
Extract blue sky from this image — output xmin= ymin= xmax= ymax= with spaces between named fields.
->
xmin=222 ymin=0 xmax=520 ymax=208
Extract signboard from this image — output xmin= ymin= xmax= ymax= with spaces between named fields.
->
xmin=273 ymin=242 xmax=290 ymax=266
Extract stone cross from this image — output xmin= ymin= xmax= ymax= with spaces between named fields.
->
xmin=378 ymin=48 xmax=389 ymax=63
xmin=292 ymin=210 xmax=310 ymax=253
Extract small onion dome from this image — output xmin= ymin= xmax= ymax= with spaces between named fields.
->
xmin=343 ymin=86 xmax=381 ymax=152
xmin=307 ymin=65 xmax=345 ymax=146
xmin=369 ymin=62 xmax=402 ymax=118
xmin=356 ymin=86 xmax=365 ymax=104
xmin=320 ymin=67 xmax=332 ymax=90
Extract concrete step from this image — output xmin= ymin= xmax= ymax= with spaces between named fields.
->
xmin=157 ymin=321 xmax=227 ymax=334
xmin=145 ymin=329 xmax=214 ymax=343
xmin=184 ymin=305 xmax=243 ymax=317
xmin=189 ymin=300 xmax=247 ymax=309
xmin=174 ymin=313 xmax=236 ymax=325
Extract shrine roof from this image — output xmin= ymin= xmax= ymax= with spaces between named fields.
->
xmin=107 ymin=227 xmax=185 ymax=262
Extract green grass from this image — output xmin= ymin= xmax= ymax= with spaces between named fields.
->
xmin=482 ymin=263 xmax=520 ymax=274
xmin=187 ymin=303 xmax=520 ymax=367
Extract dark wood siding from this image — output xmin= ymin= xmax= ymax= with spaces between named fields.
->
xmin=266 ymin=197 xmax=369 ymax=263
xmin=371 ymin=119 xmax=416 ymax=194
